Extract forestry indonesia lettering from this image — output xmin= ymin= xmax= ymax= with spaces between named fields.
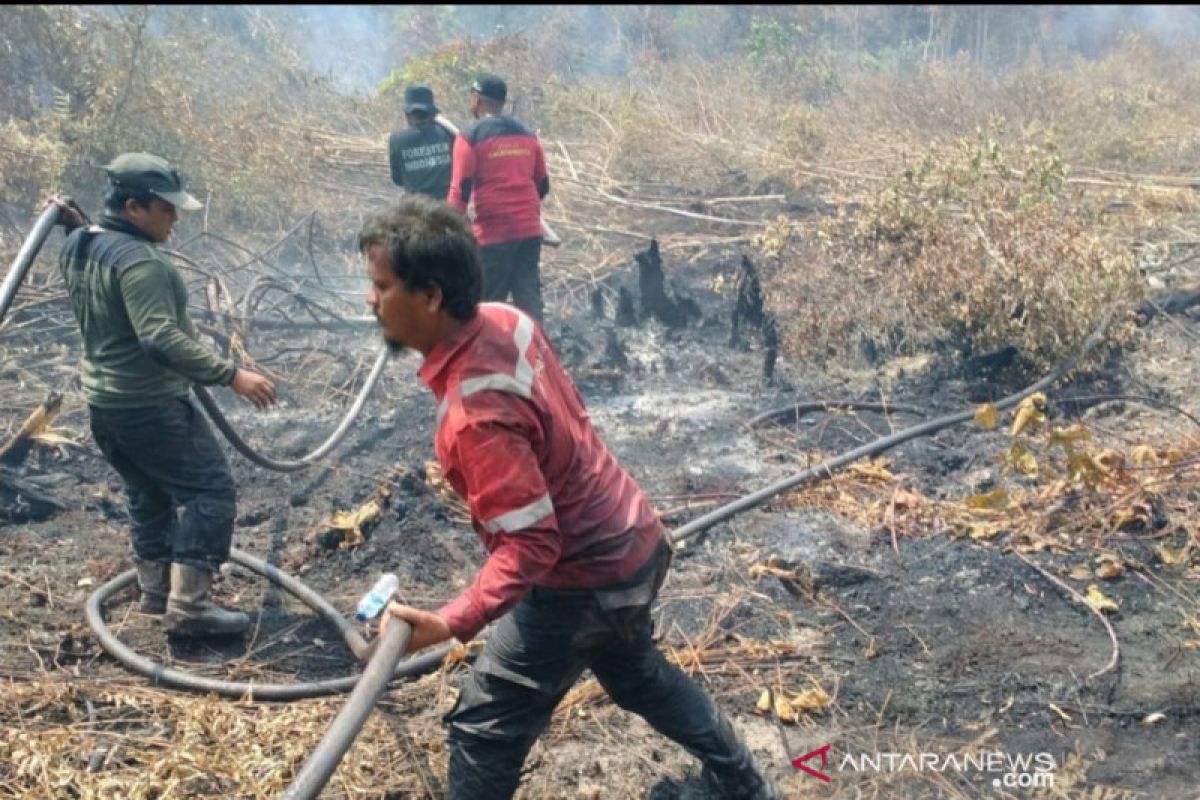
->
xmin=837 ymin=750 xmax=1057 ymax=789
xmin=402 ymin=142 xmax=450 ymax=171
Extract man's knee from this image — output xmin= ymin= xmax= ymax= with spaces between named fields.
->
xmin=446 ymin=729 xmax=529 ymax=800
xmin=176 ymin=493 xmax=235 ymax=569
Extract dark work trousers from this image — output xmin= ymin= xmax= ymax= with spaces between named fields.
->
xmin=89 ymin=396 xmax=236 ymax=572
xmin=445 ymin=538 xmax=755 ymax=799
xmin=480 ymin=236 xmax=543 ymax=323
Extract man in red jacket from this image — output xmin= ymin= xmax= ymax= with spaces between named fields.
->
xmin=362 ymin=195 xmax=779 ymax=800
xmin=447 ymin=73 xmax=549 ymax=323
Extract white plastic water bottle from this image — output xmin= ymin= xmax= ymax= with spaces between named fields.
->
xmin=355 ymin=573 xmax=399 ymax=622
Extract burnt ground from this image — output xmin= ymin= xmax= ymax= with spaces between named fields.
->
xmin=2 ymin=239 xmax=1199 ymax=800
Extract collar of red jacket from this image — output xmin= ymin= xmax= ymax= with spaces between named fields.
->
xmin=417 ymin=310 xmax=484 ymax=397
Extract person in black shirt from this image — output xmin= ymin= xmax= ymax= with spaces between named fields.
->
xmin=388 ymin=85 xmax=455 ymax=200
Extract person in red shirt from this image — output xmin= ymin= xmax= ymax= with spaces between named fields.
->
xmin=360 ymin=195 xmax=779 ymax=800
xmin=447 ymin=73 xmax=549 ymax=323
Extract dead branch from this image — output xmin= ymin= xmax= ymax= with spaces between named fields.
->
xmin=0 ymin=392 xmax=62 ymax=467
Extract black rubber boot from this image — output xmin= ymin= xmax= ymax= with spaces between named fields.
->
xmin=135 ymin=560 xmax=170 ymax=614
xmin=164 ymin=563 xmax=250 ymax=637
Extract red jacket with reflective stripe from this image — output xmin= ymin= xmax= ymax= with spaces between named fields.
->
xmin=448 ymin=116 xmax=548 ymax=246
xmin=419 ymin=303 xmax=665 ymax=641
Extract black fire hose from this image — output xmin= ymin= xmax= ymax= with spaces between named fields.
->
xmin=85 ymin=548 xmax=453 ymax=701
xmin=0 ymin=203 xmax=386 ymax=473
xmin=191 ymin=346 xmax=389 ymax=473
xmin=0 ymin=204 xmax=60 ymax=325
xmin=282 ymin=619 xmax=413 ymax=800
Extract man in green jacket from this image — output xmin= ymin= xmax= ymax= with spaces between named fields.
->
xmin=54 ymin=153 xmax=276 ymax=638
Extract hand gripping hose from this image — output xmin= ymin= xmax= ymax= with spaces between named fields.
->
xmin=0 ymin=203 xmax=387 ymax=473
xmin=190 ymin=345 xmax=389 ymax=473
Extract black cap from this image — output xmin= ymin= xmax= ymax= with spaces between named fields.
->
xmin=471 ymin=73 xmax=507 ymax=103
xmin=404 ymin=85 xmax=438 ymax=115
xmin=104 ymin=153 xmax=202 ymax=211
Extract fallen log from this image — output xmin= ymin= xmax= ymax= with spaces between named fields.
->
xmin=1135 ymin=281 xmax=1200 ymax=322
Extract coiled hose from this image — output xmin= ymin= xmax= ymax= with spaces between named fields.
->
xmin=85 ymin=548 xmax=451 ymax=700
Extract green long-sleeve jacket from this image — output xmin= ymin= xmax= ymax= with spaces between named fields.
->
xmin=58 ymin=214 xmax=236 ymax=408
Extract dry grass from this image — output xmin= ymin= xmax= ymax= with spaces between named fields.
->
xmin=0 ymin=674 xmax=449 ymax=799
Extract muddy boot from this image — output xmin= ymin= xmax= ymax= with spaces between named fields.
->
xmin=135 ymin=560 xmax=170 ymax=614
xmin=700 ymin=714 xmax=781 ymax=800
xmin=164 ymin=563 xmax=249 ymax=638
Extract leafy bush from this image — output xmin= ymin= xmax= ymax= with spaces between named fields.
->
xmin=757 ymin=129 xmax=1141 ymax=372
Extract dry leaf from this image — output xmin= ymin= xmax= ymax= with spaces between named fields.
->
xmin=1011 ymin=393 xmax=1047 ymax=436
xmin=1066 ymin=564 xmax=1092 ymax=582
xmin=1084 ymin=584 xmax=1119 ymax=614
xmin=1094 ymin=554 xmax=1124 ymax=580
xmin=758 ymin=683 xmax=831 ymax=724
xmin=974 ymin=403 xmax=998 ymax=430
xmin=967 ymin=521 xmax=1005 ymax=540
xmin=1131 ymin=445 xmax=1159 ymax=468
xmin=1157 ymin=543 xmax=1191 ymax=566
xmin=1006 ymin=441 xmax=1039 ymax=477
xmin=1142 ymin=712 xmax=1167 ymax=727
xmin=966 ymin=487 xmax=1009 ymax=510
xmin=1110 ymin=503 xmax=1151 ymax=532
xmin=849 ymin=460 xmax=895 ymax=483
xmin=1049 ymin=423 xmax=1091 ymax=450
xmin=1067 ymin=453 xmax=1108 ymax=487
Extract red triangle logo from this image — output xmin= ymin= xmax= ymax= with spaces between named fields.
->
xmin=791 ymin=743 xmax=832 ymax=783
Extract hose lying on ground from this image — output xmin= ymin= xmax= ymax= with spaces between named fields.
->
xmin=671 ymin=307 xmax=1116 ymax=544
xmin=85 ymin=548 xmax=452 ymax=701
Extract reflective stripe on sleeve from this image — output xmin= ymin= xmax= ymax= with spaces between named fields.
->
xmin=481 ymin=492 xmax=554 ymax=533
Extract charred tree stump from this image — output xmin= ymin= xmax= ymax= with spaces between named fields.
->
xmin=762 ymin=317 xmax=779 ymax=384
xmin=590 ymin=287 xmax=606 ymax=319
xmin=616 ymin=287 xmax=638 ymax=327
xmin=730 ymin=255 xmax=766 ymax=348
xmin=728 ymin=256 xmax=780 ymax=383
xmin=635 ymin=239 xmax=700 ymax=327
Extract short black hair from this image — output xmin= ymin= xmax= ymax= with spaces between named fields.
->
xmin=103 ymin=183 xmax=156 ymax=213
xmin=358 ymin=196 xmax=481 ymax=320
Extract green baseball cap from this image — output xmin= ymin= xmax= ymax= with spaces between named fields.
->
xmin=104 ymin=153 xmax=203 ymax=211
